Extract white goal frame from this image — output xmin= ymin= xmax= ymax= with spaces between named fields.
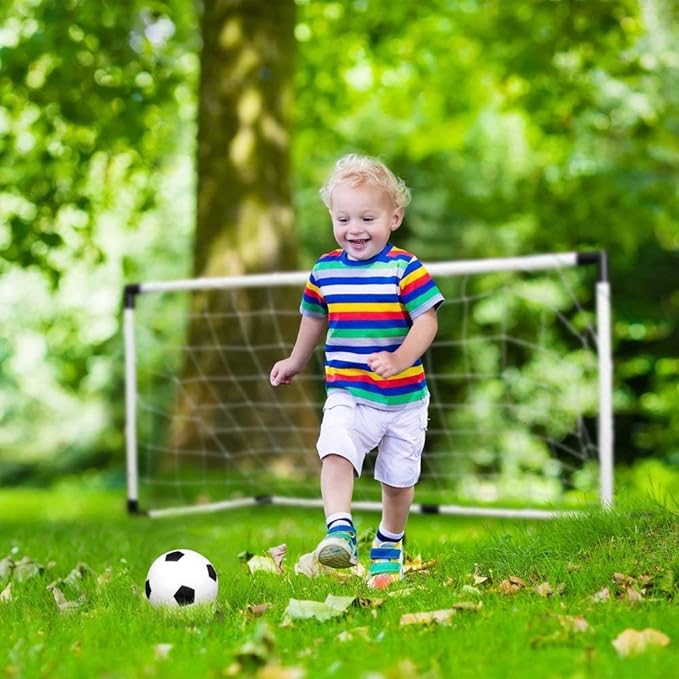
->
xmin=124 ymin=251 xmax=613 ymax=520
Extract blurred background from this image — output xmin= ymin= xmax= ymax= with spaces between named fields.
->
xmin=0 ymin=0 xmax=677 ymax=499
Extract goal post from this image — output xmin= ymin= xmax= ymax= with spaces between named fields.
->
xmin=123 ymin=250 xmax=613 ymax=519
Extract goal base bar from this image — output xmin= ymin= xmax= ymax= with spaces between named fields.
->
xmin=145 ymin=495 xmax=583 ymax=520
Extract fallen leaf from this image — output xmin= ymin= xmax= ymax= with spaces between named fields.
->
xmin=451 ymin=601 xmax=482 ymax=611
xmin=248 ymin=555 xmax=281 ymax=575
xmin=535 ymin=582 xmax=553 ymax=598
xmin=0 ymin=556 xmax=13 ymax=579
xmin=386 ymin=586 xmax=424 ymax=598
xmin=47 ymin=584 xmax=84 ymax=612
xmin=246 ymin=603 xmax=273 ymax=618
xmin=0 ymin=583 xmax=11 ymax=602
xmin=355 ymin=597 xmax=384 ymax=609
xmin=267 ymin=545 xmax=287 ymax=574
xmin=62 ymin=562 xmax=94 ymax=589
xmin=403 ymin=554 xmax=437 ymax=573
xmin=498 ymin=576 xmax=525 ymax=595
xmin=13 ymin=556 xmax=44 ymax=582
xmin=558 ymin=615 xmax=590 ymax=633
xmin=590 ymin=586 xmax=610 ymax=603
xmin=154 ymin=643 xmax=173 ymax=660
xmin=623 ymin=585 xmax=643 ymax=603
xmin=400 ymin=609 xmax=456 ymax=626
xmin=472 ymin=574 xmax=489 ymax=586
xmin=461 ymin=585 xmax=482 ymax=596
xmin=283 ymin=595 xmax=355 ymax=623
xmin=612 ymin=628 xmax=670 ymax=657
xmin=256 ymin=662 xmax=306 ymax=679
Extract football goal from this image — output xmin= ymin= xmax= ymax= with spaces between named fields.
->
xmin=124 ymin=250 xmax=613 ymax=519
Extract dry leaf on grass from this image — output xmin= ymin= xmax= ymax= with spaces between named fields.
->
xmin=62 ymin=562 xmax=94 ymax=588
xmin=498 ymin=576 xmax=526 ymax=595
xmin=403 ymin=554 xmax=437 ymax=573
xmin=400 ymin=601 xmax=481 ymax=627
xmin=47 ymin=584 xmax=84 ymax=612
xmin=245 ymin=545 xmax=288 ymax=575
xmin=558 ymin=615 xmax=590 ymax=633
xmin=246 ymin=603 xmax=274 ymax=618
xmin=11 ymin=556 xmax=45 ymax=582
xmin=612 ymin=628 xmax=670 ymax=657
xmin=0 ymin=583 xmax=11 ymax=602
xmin=590 ymin=586 xmax=610 ymax=603
xmin=283 ymin=594 xmax=355 ymax=623
xmin=535 ymin=582 xmax=553 ymax=597
xmin=386 ymin=585 xmax=424 ymax=598
xmin=256 ymin=663 xmax=306 ymax=679
xmin=400 ymin=609 xmax=456 ymax=626
xmin=268 ymin=545 xmax=287 ymax=574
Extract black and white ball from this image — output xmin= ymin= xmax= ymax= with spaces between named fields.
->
xmin=144 ymin=549 xmax=218 ymax=608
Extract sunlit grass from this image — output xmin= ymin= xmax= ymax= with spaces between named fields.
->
xmin=1 ymin=482 xmax=677 ymax=678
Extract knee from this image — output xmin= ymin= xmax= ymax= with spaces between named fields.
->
xmin=381 ymin=482 xmax=414 ymax=499
xmin=323 ymin=454 xmax=355 ymax=471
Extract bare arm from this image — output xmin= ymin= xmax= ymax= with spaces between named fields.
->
xmin=367 ymin=308 xmax=438 ymax=378
xmin=270 ymin=315 xmax=327 ymax=386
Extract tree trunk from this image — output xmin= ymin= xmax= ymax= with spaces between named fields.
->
xmin=167 ymin=0 xmax=320 ymax=493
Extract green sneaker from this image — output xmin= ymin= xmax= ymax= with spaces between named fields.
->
xmin=314 ymin=524 xmax=358 ymax=569
xmin=367 ymin=538 xmax=404 ymax=589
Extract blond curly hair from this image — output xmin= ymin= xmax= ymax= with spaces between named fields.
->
xmin=320 ymin=153 xmax=411 ymax=210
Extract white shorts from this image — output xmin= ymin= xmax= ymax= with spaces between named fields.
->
xmin=316 ymin=391 xmax=429 ymax=488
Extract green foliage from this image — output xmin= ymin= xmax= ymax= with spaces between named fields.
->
xmin=0 ymin=0 xmax=677 ymax=476
xmin=0 ymin=0 xmax=196 ymax=469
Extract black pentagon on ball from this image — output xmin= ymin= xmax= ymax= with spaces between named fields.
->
xmin=206 ymin=564 xmax=217 ymax=581
xmin=145 ymin=580 xmax=152 ymax=598
xmin=174 ymin=585 xmax=195 ymax=606
xmin=165 ymin=550 xmax=185 ymax=562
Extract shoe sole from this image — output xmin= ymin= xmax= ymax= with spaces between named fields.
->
xmin=315 ymin=538 xmax=356 ymax=569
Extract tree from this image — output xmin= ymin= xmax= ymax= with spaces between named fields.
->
xmin=167 ymin=0 xmax=320 ymax=482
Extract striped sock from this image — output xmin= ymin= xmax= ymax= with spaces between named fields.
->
xmin=376 ymin=523 xmax=404 ymax=543
xmin=326 ymin=512 xmax=354 ymax=532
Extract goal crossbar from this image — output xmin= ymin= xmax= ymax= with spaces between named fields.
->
xmin=124 ymin=250 xmax=613 ymax=519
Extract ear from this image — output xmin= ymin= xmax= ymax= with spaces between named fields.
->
xmin=390 ymin=207 xmax=404 ymax=231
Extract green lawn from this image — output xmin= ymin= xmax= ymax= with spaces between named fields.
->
xmin=1 ymin=482 xmax=677 ymax=678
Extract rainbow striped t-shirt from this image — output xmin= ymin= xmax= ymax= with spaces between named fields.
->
xmin=300 ymin=243 xmax=444 ymax=410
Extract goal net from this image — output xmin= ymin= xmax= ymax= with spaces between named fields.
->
xmin=124 ymin=251 xmax=613 ymax=519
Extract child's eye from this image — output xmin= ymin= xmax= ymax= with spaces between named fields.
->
xmin=363 ymin=217 xmax=375 ymax=222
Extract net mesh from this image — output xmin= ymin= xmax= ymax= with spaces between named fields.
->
xmin=132 ymin=262 xmax=601 ymax=512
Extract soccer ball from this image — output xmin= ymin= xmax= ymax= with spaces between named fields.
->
xmin=144 ymin=549 xmax=218 ymax=608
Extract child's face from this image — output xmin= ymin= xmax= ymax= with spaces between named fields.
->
xmin=329 ymin=181 xmax=403 ymax=261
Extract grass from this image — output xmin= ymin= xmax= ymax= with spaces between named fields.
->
xmin=1 ymin=481 xmax=677 ymax=678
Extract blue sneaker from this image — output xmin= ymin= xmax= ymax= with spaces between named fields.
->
xmin=314 ymin=524 xmax=358 ymax=568
xmin=367 ymin=538 xmax=404 ymax=589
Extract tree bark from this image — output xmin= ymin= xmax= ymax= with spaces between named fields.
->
xmin=167 ymin=0 xmax=320 ymax=491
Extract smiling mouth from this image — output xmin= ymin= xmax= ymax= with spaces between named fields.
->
xmin=349 ymin=238 xmax=370 ymax=246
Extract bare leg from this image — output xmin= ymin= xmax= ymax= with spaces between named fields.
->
xmin=320 ymin=454 xmax=355 ymax=516
xmin=316 ymin=454 xmax=357 ymax=568
xmin=380 ymin=483 xmax=414 ymax=535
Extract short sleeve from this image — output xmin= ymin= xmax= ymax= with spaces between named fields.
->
xmin=300 ymin=269 xmax=327 ymax=317
xmin=399 ymin=257 xmax=445 ymax=319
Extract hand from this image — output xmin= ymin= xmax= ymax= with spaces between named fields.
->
xmin=270 ymin=358 xmax=302 ymax=386
xmin=367 ymin=351 xmax=404 ymax=378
